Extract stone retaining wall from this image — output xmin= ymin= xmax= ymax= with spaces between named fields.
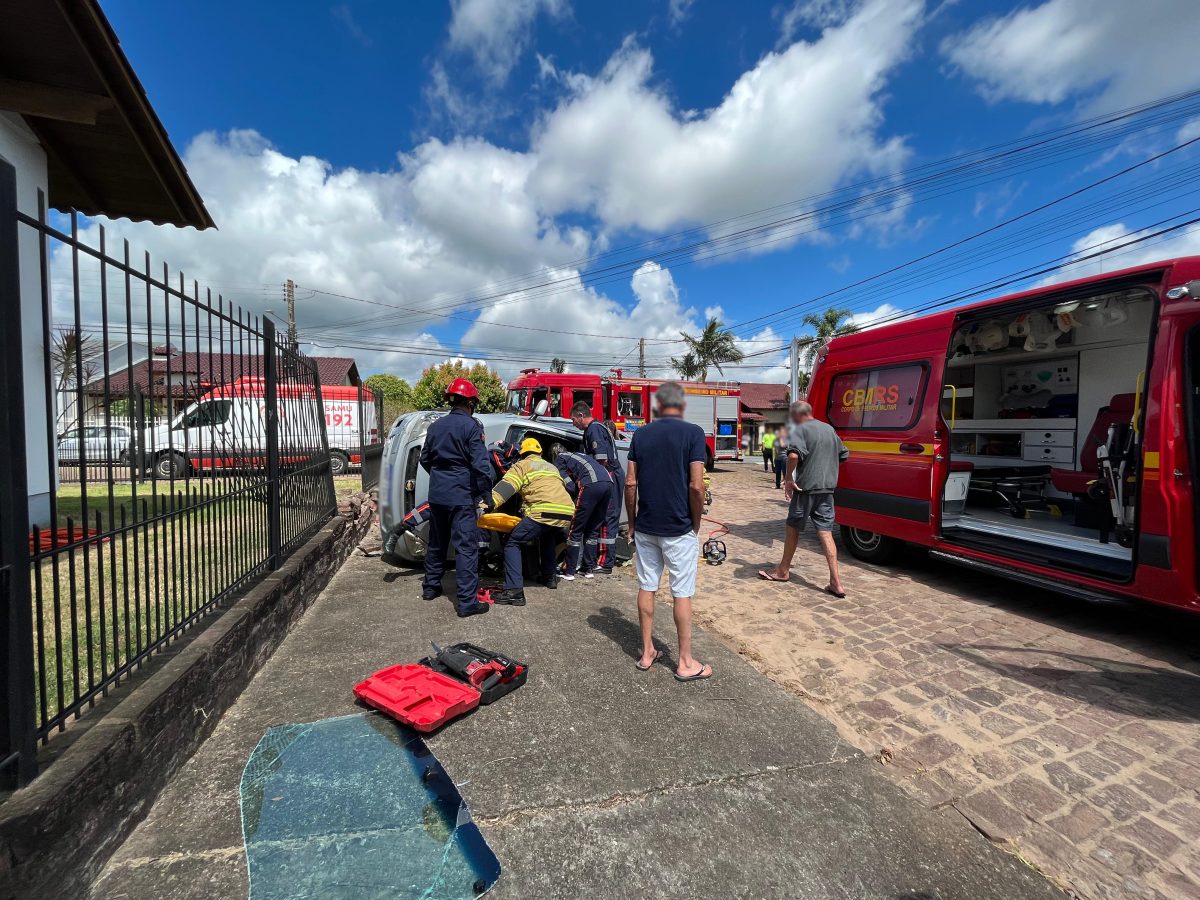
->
xmin=0 ymin=493 xmax=375 ymax=900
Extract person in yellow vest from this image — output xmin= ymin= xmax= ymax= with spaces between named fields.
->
xmin=760 ymin=429 xmax=777 ymax=472
xmin=490 ymin=438 xmax=576 ymax=606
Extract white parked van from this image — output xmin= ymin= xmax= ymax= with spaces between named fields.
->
xmin=142 ymin=377 xmax=378 ymax=478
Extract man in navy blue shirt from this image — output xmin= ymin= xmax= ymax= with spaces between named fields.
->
xmin=571 ymin=402 xmax=624 ymax=572
xmin=555 ymin=450 xmax=615 ymax=579
xmin=624 ymin=382 xmax=711 ymax=682
xmin=418 ymin=378 xmax=493 ymax=617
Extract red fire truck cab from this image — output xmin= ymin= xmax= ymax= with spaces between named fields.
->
xmin=505 ymin=369 xmax=742 ymax=469
xmin=807 ymin=256 xmax=1200 ymax=613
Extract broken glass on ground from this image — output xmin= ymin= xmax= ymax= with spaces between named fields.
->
xmin=240 ymin=712 xmax=499 ymax=899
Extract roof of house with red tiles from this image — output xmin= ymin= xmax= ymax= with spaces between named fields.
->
xmin=737 ymin=382 xmax=789 ymax=412
xmin=86 ymin=353 xmax=358 ymax=398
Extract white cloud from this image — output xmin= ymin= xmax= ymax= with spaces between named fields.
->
xmin=668 ymin=0 xmax=696 ymax=26
xmin=331 ymin=4 xmax=372 ymax=47
xmin=60 ymin=5 xmax=928 ymax=384
xmin=462 ymin=261 xmax=705 ymax=380
xmin=447 ymin=0 xmax=567 ymax=83
xmin=529 ymin=0 xmax=922 ymax=235
xmin=58 ymin=130 xmax=589 ymax=382
xmin=1179 ymin=117 xmax=1200 ymax=144
xmin=1041 ymin=220 xmax=1200 ymax=284
xmin=942 ymin=0 xmax=1200 ymax=111
xmin=848 ymin=301 xmax=902 ymax=329
xmin=777 ymin=0 xmax=858 ymax=44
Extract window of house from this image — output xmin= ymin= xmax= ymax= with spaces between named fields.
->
xmin=826 ymin=364 xmax=927 ymax=430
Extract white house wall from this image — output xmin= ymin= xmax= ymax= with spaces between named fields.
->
xmin=1 ymin=112 xmax=52 ymax=526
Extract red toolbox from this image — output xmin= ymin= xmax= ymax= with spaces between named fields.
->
xmin=353 ymin=663 xmax=481 ymax=733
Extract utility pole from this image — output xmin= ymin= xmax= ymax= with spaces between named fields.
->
xmin=789 ymin=336 xmax=800 ymax=402
xmin=638 ymin=337 xmax=646 ymax=378
xmin=284 ymin=279 xmax=297 ymax=350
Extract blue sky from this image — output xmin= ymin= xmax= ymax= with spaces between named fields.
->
xmin=95 ymin=0 xmax=1200 ymax=382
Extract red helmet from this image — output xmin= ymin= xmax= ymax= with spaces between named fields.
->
xmin=446 ymin=377 xmax=478 ymax=400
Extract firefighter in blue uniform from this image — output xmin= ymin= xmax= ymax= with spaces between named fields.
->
xmin=570 ymin=401 xmax=623 ymax=572
xmin=419 ymin=378 xmax=493 ymax=617
xmin=555 ymin=449 xmax=615 ymax=579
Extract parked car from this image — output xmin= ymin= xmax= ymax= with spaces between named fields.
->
xmin=57 ymin=424 xmax=131 ymax=464
xmin=378 ymin=409 xmax=630 ymax=564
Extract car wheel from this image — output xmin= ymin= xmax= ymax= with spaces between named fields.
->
xmin=154 ymin=453 xmax=189 ymax=480
xmin=329 ymin=451 xmax=350 ymax=476
xmin=840 ymin=526 xmax=900 ymax=564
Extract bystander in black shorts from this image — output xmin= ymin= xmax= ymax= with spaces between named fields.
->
xmin=786 ymin=491 xmax=836 ymax=532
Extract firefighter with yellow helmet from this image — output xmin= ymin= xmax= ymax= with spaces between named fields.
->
xmin=489 ymin=437 xmax=575 ymax=606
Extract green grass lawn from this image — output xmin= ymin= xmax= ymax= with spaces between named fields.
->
xmin=32 ymin=471 xmax=360 ymax=730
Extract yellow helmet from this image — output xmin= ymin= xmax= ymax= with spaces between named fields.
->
xmin=519 ymin=437 xmax=543 ymax=456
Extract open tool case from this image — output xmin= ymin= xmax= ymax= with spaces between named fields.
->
xmin=418 ymin=642 xmax=528 ymax=705
xmin=354 ymin=644 xmax=528 ymax=732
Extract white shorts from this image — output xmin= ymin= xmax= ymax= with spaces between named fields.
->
xmin=634 ymin=532 xmax=699 ymax=597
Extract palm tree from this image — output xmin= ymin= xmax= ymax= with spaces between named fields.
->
xmin=800 ymin=307 xmax=858 ymax=368
xmin=675 ymin=317 xmax=744 ymax=381
xmin=670 ymin=351 xmax=704 ymax=380
xmin=549 ymin=357 xmax=566 ymax=373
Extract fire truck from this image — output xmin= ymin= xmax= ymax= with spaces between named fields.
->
xmin=505 ymin=369 xmax=742 ymax=469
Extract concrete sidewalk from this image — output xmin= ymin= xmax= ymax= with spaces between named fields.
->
xmin=89 ymin=549 xmax=1058 ymax=899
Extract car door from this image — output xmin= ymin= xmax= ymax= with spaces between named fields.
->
xmin=821 ymin=359 xmax=940 ymax=542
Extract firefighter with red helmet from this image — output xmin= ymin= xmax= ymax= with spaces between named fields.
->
xmin=418 ymin=377 xmax=494 ymax=617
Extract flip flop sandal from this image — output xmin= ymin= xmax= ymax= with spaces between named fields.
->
xmin=674 ymin=663 xmax=713 ymax=683
xmin=824 ymin=586 xmax=846 ymax=598
xmin=758 ymin=570 xmax=788 ymax=582
xmin=635 ymin=649 xmax=662 ymax=671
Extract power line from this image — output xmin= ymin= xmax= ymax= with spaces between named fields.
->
xmin=295 ymin=89 xmax=1200 ymax=336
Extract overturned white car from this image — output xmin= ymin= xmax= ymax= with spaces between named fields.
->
xmin=378 ymin=410 xmax=630 ymax=564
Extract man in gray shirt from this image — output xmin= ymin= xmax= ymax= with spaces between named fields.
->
xmin=759 ymin=400 xmax=850 ymax=597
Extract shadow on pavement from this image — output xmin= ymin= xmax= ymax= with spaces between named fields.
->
xmin=728 ymin=557 xmax=830 ymax=602
xmin=586 ymin=605 xmax=676 ymax=669
xmin=382 ymin=567 xmax=424 ymax=584
xmin=828 ymin=538 xmax=1200 ymax=674
xmin=941 ymin=643 xmax=1200 ymax=724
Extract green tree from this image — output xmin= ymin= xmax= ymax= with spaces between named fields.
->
xmin=364 ymin=373 xmax=414 ymax=426
xmin=549 ymin=357 xmax=566 ymax=373
xmin=800 ymin=307 xmax=858 ymax=369
xmin=108 ymin=397 xmax=167 ymax=418
xmin=673 ymin=317 xmax=744 ymax=381
xmin=410 ymin=361 xmax=506 ymax=413
xmin=669 ymin=351 xmax=704 ymax=380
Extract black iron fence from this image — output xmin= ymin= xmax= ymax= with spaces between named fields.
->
xmin=0 ymin=160 xmax=375 ymax=785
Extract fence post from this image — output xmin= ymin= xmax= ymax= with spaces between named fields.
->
xmin=0 ymin=158 xmax=38 ymax=786
xmin=357 ymin=383 xmax=365 ymax=467
xmin=263 ymin=317 xmax=282 ymax=569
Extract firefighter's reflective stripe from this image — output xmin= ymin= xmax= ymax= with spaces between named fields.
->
xmin=493 ymin=476 xmax=520 ymax=505
xmin=491 ymin=456 xmax=577 ymax=525
xmin=556 ymin=451 xmax=610 ymax=486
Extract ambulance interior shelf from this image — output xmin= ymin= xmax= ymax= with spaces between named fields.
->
xmin=937 ymin=289 xmax=1151 ymax=574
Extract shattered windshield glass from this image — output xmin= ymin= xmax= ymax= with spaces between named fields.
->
xmin=240 ymin=712 xmax=499 ymax=899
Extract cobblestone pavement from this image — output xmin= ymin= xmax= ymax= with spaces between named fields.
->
xmin=690 ymin=462 xmax=1200 ymax=900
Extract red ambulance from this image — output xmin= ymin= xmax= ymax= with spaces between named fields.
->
xmin=806 ymin=256 xmax=1200 ymax=612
